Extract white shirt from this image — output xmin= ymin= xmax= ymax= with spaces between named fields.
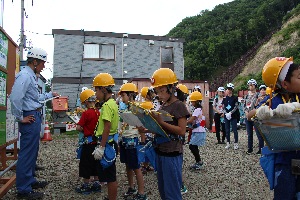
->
xmin=192 ymin=108 xmax=206 ymax=133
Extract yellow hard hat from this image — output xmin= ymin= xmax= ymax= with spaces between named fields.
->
xmin=93 ymin=73 xmax=115 ymax=87
xmin=262 ymin=57 xmax=293 ymax=89
xmin=189 ymin=91 xmax=203 ymax=101
xmin=177 ymin=84 xmax=189 ymax=94
xmin=150 ymin=68 xmax=178 ymax=88
xmin=140 ymin=101 xmax=154 ymax=110
xmin=140 ymin=87 xmax=149 ymax=98
xmin=266 ymin=87 xmax=272 ymax=95
xmin=118 ymin=83 xmax=138 ymax=94
xmin=80 ymin=89 xmax=95 ymax=103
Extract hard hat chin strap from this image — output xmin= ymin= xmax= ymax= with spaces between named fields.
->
xmin=128 ymin=93 xmax=137 ymax=101
xmin=33 ymin=59 xmax=40 ymax=74
xmin=102 ymin=86 xmax=114 ymax=102
xmin=166 ymin=84 xmax=176 ymax=103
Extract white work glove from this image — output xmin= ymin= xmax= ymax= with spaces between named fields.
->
xmin=274 ymin=103 xmax=296 ymax=118
xmin=225 ymin=112 xmax=232 ymax=120
xmin=292 ymin=102 xmax=300 ymax=109
xmin=256 ymin=105 xmax=274 ymax=120
xmin=92 ymin=146 xmax=105 ymax=160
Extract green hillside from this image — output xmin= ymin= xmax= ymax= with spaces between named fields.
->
xmin=233 ymin=4 xmax=300 ymax=91
xmin=167 ymin=0 xmax=300 ymax=91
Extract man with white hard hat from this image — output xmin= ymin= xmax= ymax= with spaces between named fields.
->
xmin=10 ymin=47 xmax=59 ymax=199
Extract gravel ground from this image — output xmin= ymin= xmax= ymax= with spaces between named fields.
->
xmin=3 ymin=129 xmax=273 ymax=200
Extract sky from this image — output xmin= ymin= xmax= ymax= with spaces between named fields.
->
xmin=2 ymin=0 xmax=233 ymax=80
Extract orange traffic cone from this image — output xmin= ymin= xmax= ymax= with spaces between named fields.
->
xmin=211 ymin=120 xmax=216 ymax=133
xmin=41 ymin=121 xmax=53 ymax=141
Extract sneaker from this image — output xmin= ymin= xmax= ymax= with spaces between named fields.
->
xmin=145 ymin=166 xmax=154 ymax=172
xmin=127 ymin=193 xmax=148 ymax=200
xmin=256 ymin=150 xmax=262 ymax=155
xmin=181 ymin=185 xmax=188 ymax=194
xmin=215 ymin=141 xmax=222 ymax=145
xmin=31 ymin=181 xmax=48 ymax=189
xmin=246 ymin=149 xmax=253 ymax=154
xmin=141 ymin=167 xmax=147 ymax=175
xmin=234 ymin=143 xmax=239 ymax=150
xmin=91 ymin=181 xmax=102 ymax=192
xmin=225 ymin=142 xmax=230 ymax=149
xmin=190 ymin=162 xmax=203 ymax=170
xmin=17 ymin=191 xmax=44 ymax=199
xmin=35 ymin=165 xmax=45 ymax=171
xmin=124 ymin=187 xmax=137 ymax=197
xmin=75 ymin=183 xmax=92 ymax=195
xmin=101 ymin=182 xmax=107 ymax=186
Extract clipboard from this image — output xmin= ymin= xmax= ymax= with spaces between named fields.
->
xmin=66 ymin=112 xmax=80 ymax=124
xmin=153 ymin=109 xmax=173 ymax=121
xmin=129 ymin=103 xmax=170 ymax=141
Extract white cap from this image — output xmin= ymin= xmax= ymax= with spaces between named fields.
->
xmin=81 ymin=87 xmax=88 ymax=92
xmin=226 ymin=83 xmax=234 ymax=89
xmin=259 ymin=85 xmax=267 ymax=90
xmin=247 ymin=79 xmax=257 ymax=86
xmin=217 ymin=87 xmax=225 ymax=92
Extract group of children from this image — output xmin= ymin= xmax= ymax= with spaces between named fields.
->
xmin=73 ymin=56 xmax=300 ymax=199
xmin=74 ymin=68 xmax=208 ymax=200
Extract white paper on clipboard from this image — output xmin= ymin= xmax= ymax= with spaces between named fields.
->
xmin=119 ymin=112 xmax=144 ymax=127
xmin=66 ymin=113 xmax=80 ymax=124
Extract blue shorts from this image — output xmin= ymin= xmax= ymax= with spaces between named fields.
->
xmin=119 ymin=142 xmax=140 ymax=170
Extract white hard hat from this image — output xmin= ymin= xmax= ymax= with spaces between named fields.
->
xmin=217 ymin=87 xmax=225 ymax=92
xmin=81 ymin=87 xmax=88 ymax=92
xmin=247 ymin=79 xmax=257 ymax=86
xmin=27 ymin=47 xmax=47 ymax=62
xmin=194 ymin=85 xmax=201 ymax=90
xmin=259 ymin=85 xmax=267 ymax=90
xmin=226 ymin=83 xmax=234 ymax=90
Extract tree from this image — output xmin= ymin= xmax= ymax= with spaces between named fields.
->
xmin=45 ymin=78 xmax=52 ymax=109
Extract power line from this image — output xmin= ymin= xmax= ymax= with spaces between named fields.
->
xmin=25 ymin=30 xmax=52 ymax=36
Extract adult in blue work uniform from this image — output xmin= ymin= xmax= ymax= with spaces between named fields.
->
xmin=10 ymin=47 xmax=59 ymax=199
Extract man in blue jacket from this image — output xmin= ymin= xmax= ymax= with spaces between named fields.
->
xmin=10 ymin=47 xmax=59 ymax=199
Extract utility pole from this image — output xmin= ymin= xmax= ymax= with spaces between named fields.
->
xmin=19 ymin=0 xmax=25 ymax=61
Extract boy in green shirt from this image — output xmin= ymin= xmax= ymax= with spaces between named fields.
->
xmin=92 ymin=73 xmax=119 ymax=200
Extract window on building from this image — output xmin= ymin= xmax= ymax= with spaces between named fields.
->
xmin=84 ymin=43 xmax=115 ymax=60
xmin=161 ymin=47 xmax=174 ymax=70
xmin=161 ymin=47 xmax=174 ymax=63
